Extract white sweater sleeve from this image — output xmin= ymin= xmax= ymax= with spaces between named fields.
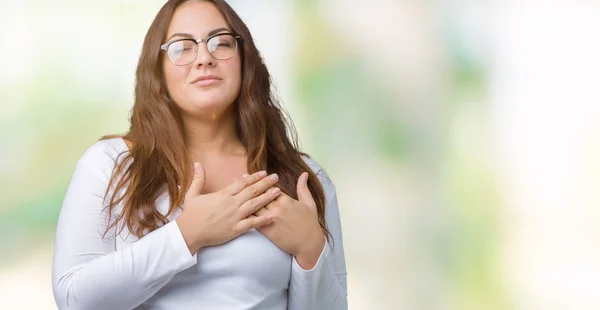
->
xmin=52 ymin=149 xmax=197 ymax=310
xmin=288 ymin=166 xmax=348 ymax=310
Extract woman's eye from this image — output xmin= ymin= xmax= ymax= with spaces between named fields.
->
xmin=174 ymin=47 xmax=192 ymax=53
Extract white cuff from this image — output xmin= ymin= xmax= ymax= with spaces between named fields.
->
xmin=166 ymin=221 xmax=198 ymax=267
xmin=292 ymin=238 xmax=330 ymax=274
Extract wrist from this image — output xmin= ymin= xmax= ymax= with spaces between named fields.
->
xmin=294 ymin=234 xmax=325 ymax=269
xmin=176 ymin=217 xmax=204 ymax=254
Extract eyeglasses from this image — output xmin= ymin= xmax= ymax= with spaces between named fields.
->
xmin=160 ymin=33 xmax=241 ymax=66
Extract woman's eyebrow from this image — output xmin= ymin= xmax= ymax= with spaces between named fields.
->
xmin=207 ymin=27 xmax=231 ymax=37
xmin=166 ymin=27 xmax=231 ymax=42
xmin=166 ymin=32 xmax=194 ymax=41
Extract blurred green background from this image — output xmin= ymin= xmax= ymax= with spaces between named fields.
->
xmin=2 ymin=1 xmax=600 ymax=309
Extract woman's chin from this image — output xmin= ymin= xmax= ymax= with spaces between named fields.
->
xmin=182 ymin=99 xmax=231 ymax=118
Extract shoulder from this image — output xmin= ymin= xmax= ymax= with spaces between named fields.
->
xmin=76 ymin=137 xmax=131 ymax=181
xmin=78 ymin=137 xmax=129 ymax=165
xmin=300 ymin=154 xmax=336 ymax=196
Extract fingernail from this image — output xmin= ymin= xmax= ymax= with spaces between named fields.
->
xmin=270 ymin=174 xmax=278 ymax=181
xmin=242 ymin=173 xmax=249 ymax=177
xmin=258 ymin=171 xmax=267 ymax=177
xmin=193 ymin=162 xmax=200 ymax=172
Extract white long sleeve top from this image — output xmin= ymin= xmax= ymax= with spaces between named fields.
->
xmin=51 ymin=137 xmax=347 ymax=310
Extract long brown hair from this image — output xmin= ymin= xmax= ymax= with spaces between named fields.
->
xmin=100 ymin=0 xmax=331 ymax=244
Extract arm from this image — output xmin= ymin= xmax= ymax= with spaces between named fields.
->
xmin=287 ymin=170 xmax=348 ymax=310
xmin=52 ymin=159 xmax=197 ymax=310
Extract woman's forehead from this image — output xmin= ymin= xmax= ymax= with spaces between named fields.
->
xmin=166 ymin=1 xmax=230 ymax=39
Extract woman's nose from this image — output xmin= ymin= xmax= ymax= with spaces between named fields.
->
xmin=193 ymin=43 xmax=215 ymax=67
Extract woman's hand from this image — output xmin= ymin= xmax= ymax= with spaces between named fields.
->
xmin=252 ymin=172 xmax=326 ymax=269
xmin=176 ymin=162 xmax=282 ymax=254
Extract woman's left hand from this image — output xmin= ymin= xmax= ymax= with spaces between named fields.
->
xmin=252 ymin=172 xmax=325 ymax=269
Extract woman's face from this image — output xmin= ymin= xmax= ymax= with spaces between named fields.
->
xmin=162 ymin=1 xmax=242 ymax=119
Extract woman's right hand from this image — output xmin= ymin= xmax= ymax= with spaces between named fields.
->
xmin=176 ymin=162 xmax=281 ymax=254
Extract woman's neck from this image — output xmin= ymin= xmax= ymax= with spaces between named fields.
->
xmin=182 ymin=109 xmax=245 ymax=162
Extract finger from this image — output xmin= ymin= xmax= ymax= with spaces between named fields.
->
xmin=236 ymin=214 xmax=273 ymax=234
xmin=235 ymin=173 xmax=279 ymax=202
xmin=297 ymin=172 xmax=316 ymax=208
xmin=238 ymin=187 xmax=280 ymax=217
xmin=225 ymin=170 xmax=267 ymax=195
xmin=187 ymin=162 xmax=206 ymax=197
xmin=253 ymin=207 xmax=270 ymax=217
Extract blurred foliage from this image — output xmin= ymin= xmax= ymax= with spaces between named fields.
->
xmin=290 ymin=0 xmax=507 ymax=309
xmin=292 ymin=3 xmax=408 ymax=166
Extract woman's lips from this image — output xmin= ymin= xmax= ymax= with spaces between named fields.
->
xmin=190 ymin=74 xmax=223 ymax=87
xmin=191 ymin=78 xmax=222 ymax=87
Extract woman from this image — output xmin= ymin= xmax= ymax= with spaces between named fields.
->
xmin=51 ymin=0 xmax=347 ymax=309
